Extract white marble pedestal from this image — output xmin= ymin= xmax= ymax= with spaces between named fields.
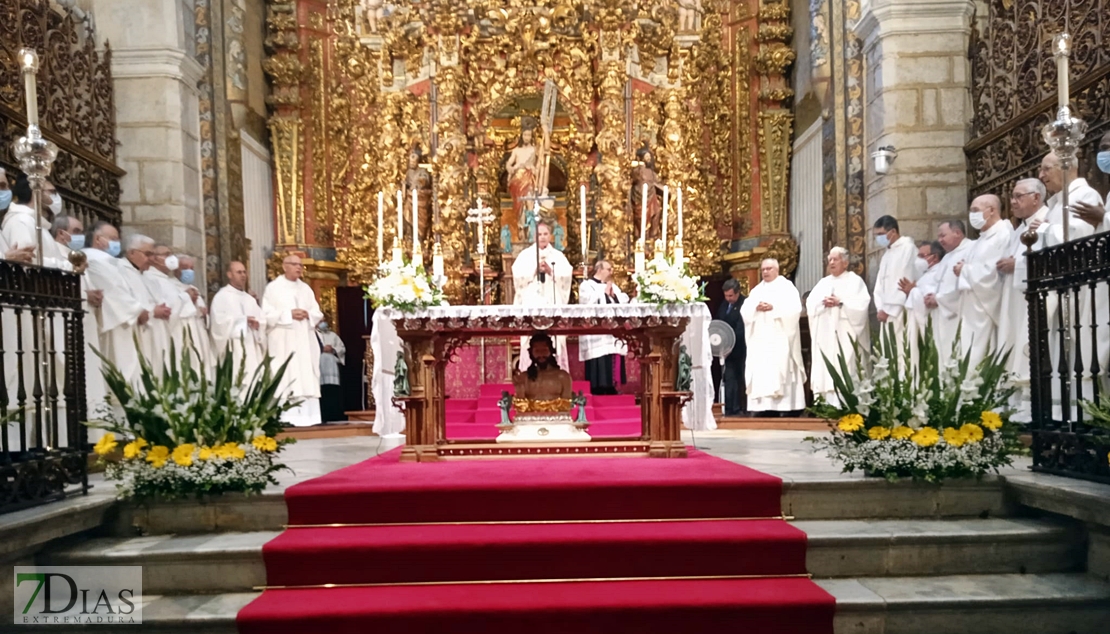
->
xmin=496 ymin=412 xmax=591 ymax=443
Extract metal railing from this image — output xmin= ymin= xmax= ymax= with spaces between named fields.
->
xmin=1027 ymin=232 xmax=1110 ymax=484
xmin=0 ymin=261 xmax=88 ymax=514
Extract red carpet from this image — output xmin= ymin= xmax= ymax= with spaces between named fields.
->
xmin=237 ymin=448 xmax=835 ymax=634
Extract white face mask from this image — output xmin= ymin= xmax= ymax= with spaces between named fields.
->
xmin=48 ymin=195 xmax=62 ymax=216
xmin=875 ymin=233 xmax=890 ymax=248
xmin=969 ymin=211 xmax=986 ymax=230
xmin=914 ymin=257 xmax=930 ymax=276
xmin=164 ymin=255 xmax=180 ymax=271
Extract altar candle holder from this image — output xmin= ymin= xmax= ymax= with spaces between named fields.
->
xmin=672 ymin=237 xmax=684 ymax=266
xmin=13 ymin=48 xmax=57 ymax=268
xmin=392 ymin=236 xmax=404 ymax=265
xmin=634 ymin=239 xmax=646 ymax=274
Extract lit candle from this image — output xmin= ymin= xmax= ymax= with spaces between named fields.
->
xmin=579 ymin=184 xmax=587 ymax=263
xmin=376 ymin=191 xmax=384 ymax=263
xmin=640 ymin=183 xmax=648 ymax=242
xmin=661 ymin=185 xmax=670 ymax=252
xmin=677 ymin=186 xmax=683 ymax=243
xmin=1055 ymin=33 xmax=1070 ymax=110
xmin=396 ymin=189 xmax=404 ymax=244
xmin=19 ymin=49 xmax=38 ymax=128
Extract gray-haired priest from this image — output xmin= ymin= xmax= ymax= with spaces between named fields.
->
xmin=741 ymin=259 xmax=806 ymax=416
xmin=577 ymin=259 xmax=628 ymax=395
xmin=806 ymin=247 xmax=870 ymax=407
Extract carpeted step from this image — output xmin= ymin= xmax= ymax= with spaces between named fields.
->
xmin=262 ymin=519 xmax=808 ymax=587
xmin=237 ymin=577 xmax=835 ymax=634
xmin=284 ymin=449 xmax=782 ymax=526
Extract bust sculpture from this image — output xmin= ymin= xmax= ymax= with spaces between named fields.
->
xmin=512 ymin=332 xmax=572 ymax=402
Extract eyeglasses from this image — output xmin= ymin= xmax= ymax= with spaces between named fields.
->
xmin=1011 ymin=192 xmax=1037 ymax=200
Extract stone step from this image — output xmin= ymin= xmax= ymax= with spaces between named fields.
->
xmin=55 ymin=573 xmax=1110 ymax=634
xmin=43 ymin=518 xmax=1081 ymax=595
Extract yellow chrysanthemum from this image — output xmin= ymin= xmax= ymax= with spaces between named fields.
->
xmin=214 ymin=442 xmax=245 ymax=460
xmin=93 ymin=433 xmax=118 ymax=456
xmin=837 ymin=414 xmax=865 ymax=433
xmin=146 ymin=445 xmax=170 ymax=468
xmin=890 ymin=426 xmax=914 ymax=440
xmin=911 ymin=427 xmax=940 ymax=447
xmin=868 ymin=426 xmax=891 ymax=440
xmin=960 ymin=423 xmax=984 ymax=443
xmin=252 ymin=436 xmax=278 ymax=452
xmin=122 ymin=438 xmax=148 ymax=459
xmin=943 ymin=427 xmax=968 ymax=447
xmin=980 ymin=411 xmax=1003 ymax=431
xmin=172 ymin=443 xmax=195 ymax=467
xmin=198 ymin=446 xmax=213 ymax=461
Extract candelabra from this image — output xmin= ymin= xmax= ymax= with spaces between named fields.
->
xmin=12 ymin=49 xmax=58 ymax=268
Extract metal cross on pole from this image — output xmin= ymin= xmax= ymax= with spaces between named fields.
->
xmin=465 ymin=197 xmax=496 ymax=380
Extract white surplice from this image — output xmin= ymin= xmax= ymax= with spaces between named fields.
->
xmin=210 ymin=284 xmax=266 ymax=384
xmin=262 ymin=276 xmax=324 ymax=426
xmin=143 ymin=268 xmax=193 ymax=362
xmin=116 ymin=257 xmax=169 ymax=370
xmin=906 ymin=262 xmax=944 ymax=367
xmin=933 ymin=237 xmax=974 ymax=367
xmin=577 ymin=278 xmax=629 ymax=361
xmin=806 ymin=271 xmax=871 ymax=406
xmin=172 ymin=277 xmax=216 ymax=377
xmin=740 ymin=276 xmax=805 ymax=411
xmin=957 ymin=219 xmax=1013 ymax=368
xmin=1 ymin=203 xmax=72 ymax=270
xmin=998 ymin=206 xmax=1049 ymax=422
xmin=512 ymin=242 xmax=572 ymax=372
xmin=873 ymin=235 xmax=918 ymax=350
xmin=82 ymin=249 xmax=145 ymax=389
xmin=56 ymin=242 xmax=107 ymax=433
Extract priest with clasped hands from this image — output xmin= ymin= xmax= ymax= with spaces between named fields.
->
xmin=262 ymin=254 xmax=324 ymax=427
xmin=741 ymin=258 xmax=805 ymax=415
xmin=806 ymin=247 xmax=870 ymax=407
xmin=512 ymin=219 xmax=572 ymax=372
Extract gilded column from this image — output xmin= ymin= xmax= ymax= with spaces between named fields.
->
xmin=432 ymin=35 xmax=468 ymax=302
xmin=263 ymin=1 xmax=305 ymax=247
xmin=755 ymin=0 xmax=795 ymax=237
xmin=593 ymin=1 xmax=633 ymax=281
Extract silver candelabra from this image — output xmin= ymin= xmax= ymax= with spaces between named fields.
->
xmin=12 ymin=48 xmax=58 ymax=268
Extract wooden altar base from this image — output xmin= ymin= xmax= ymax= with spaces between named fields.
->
xmin=715 ymin=417 xmax=829 ymax=432
xmin=277 ymin=423 xmax=375 ymax=441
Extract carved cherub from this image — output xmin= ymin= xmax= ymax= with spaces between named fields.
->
xmin=360 ymin=0 xmax=383 ymax=34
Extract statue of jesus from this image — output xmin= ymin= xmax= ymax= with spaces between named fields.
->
xmin=513 ymin=333 xmax=572 ymax=401
xmin=630 ymin=143 xmax=663 ymax=243
xmin=505 ymin=118 xmax=541 ymax=242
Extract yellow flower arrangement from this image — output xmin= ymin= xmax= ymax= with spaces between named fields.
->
xmin=890 ymin=426 xmax=914 ymax=440
xmin=960 ymin=423 xmax=984 ymax=443
xmin=146 ymin=445 xmax=170 ymax=468
xmin=838 ymin=414 xmax=865 ymax=433
xmin=868 ymin=426 xmax=891 ymax=440
xmin=123 ymin=438 xmax=148 ymax=459
xmin=251 ymin=436 xmax=278 ymax=452
xmin=172 ymin=444 xmax=196 ymax=467
xmin=213 ymin=442 xmax=245 ymax=461
xmin=93 ymin=433 xmax=118 ymax=456
xmin=198 ymin=446 xmax=213 ymax=461
xmin=980 ymin=411 xmax=1003 ymax=431
xmin=943 ymin=427 xmax=968 ymax=447
xmin=911 ymin=427 xmax=940 ymax=447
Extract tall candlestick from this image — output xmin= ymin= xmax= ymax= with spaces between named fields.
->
xmin=376 ymin=191 xmax=384 ymax=264
xmin=19 ymin=49 xmax=39 ymax=128
xmin=640 ymin=183 xmax=648 ymax=242
xmin=1054 ymin=33 xmax=1070 ymax=110
xmin=396 ymin=189 xmax=404 ymax=245
xmin=661 ymin=185 xmax=670 ymax=252
xmin=579 ymin=184 xmax=587 ymax=264
xmin=677 ymin=186 xmax=684 ymax=242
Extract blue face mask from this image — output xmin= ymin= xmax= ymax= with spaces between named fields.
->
xmin=107 ymin=240 xmax=121 ymax=257
xmin=68 ymin=234 xmax=85 ymax=250
xmin=1097 ymin=150 xmax=1110 ymax=174
xmin=875 ymin=233 xmax=890 ymax=248
xmin=0 ymin=190 xmax=11 ymax=211
xmin=179 ymin=269 xmax=196 ymax=285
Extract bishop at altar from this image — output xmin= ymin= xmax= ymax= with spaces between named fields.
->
xmin=512 ymin=221 xmax=572 ymax=372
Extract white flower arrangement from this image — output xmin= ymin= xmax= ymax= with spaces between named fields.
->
xmin=808 ymin=322 xmax=1020 ymax=482
xmin=364 ymin=258 xmax=446 ymax=311
xmin=633 ymin=255 xmax=707 ymax=305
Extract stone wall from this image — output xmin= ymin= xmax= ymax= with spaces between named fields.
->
xmin=856 ymin=0 xmax=977 ymax=271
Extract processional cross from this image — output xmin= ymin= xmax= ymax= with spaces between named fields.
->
xmin=465 ymin=198 xmax=496 ymax=305
xmin=521 ymin=80 xmax=559 ymax=301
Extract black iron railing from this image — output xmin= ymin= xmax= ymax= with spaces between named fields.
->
xmin=0 ymin=261 xmax=88 ymax=514
xmin=1027 ymin=232 xmax=1110 ymax=484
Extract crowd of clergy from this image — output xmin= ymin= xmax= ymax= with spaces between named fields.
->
xmin=734 ymin=138 xmax=1110 ymax=421
xmin=0 ymin=168 xmax=346 ymax=435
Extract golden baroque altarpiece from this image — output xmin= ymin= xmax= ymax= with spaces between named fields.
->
xmin=264 ymin=0 xmax=795 ymax=300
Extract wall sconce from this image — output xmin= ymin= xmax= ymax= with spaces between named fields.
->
xmin=872 ymin=146 xmax=897 ymax=175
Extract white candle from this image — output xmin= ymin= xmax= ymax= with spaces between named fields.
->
xmin=661 ymin=185 xmax=670 ymax=252
xmin=376 ymin=191 xmax=384 ymax=263
xmin=396 ymin=189 xmax=404 ymax=244
xmin=412 ymin=189 xmax=419 ymax=251
xmin=20 ymin=50 xmax=38 ymax=127
xmin=634 ymin=249 xmax=645 ymax=274
xmin=640 ymin=183 xmax=648 ymax=242
xmin=1055 ymin=34 xmax=1070 ymax=110
xmin=579 ymin=184 xmax=587 ymax=262
xmin=677 ymin=186 xmax=683 ymax=242
xmin=433 ymin=252 xmax=444 ymax=277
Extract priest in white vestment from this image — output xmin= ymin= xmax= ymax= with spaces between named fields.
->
xmin=0 ymin=176 xmax=72 ymax=270
xmin=871 ymin=215 xmax=918 ymax=351
xmin=997 ymin=179 xmax=1049 ymax=422
xmin=174 ymin=255 xmax=216 ymax=377
xmin=955 ymin=195 xmax=1013 ymax=368
xmin=143 ymin=245 xmax=194 ymax=362
xmin=741 ymin=259 xmax=805 ymax=413
xmin=578 ymin=259 xmax=629 ymax=395
xmin=117 ymin=235 xmax=171 ymax=370
xmin=262 ymin=254 xmax=324 ymax=427
xmin=806 ymin=247 xmax=871 ymax=406
xmin=901 ymin=240 xmax=946 ymax=367
xmin=210 ymin=261 xmax=266 ymax=384
xmin=82 ymin=222 xmax=148 ymax=390
xmin=932 ymin=221 xmax=974 ymax=367
xmin=512 ymin=220 xmax=572 ymax=372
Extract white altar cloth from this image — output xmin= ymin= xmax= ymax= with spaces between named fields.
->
xmin=371 ymin=302 xmax=715 ymax=434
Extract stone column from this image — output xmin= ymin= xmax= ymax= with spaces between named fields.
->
xmin=90 ymin=0 xmax=205 ymax=257
xmin=856 ymin=0 xmax=976 ymax=255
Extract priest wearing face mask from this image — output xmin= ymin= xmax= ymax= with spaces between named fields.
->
xmin=173 ymin=255 xmax=216 ymax=377
xmin=953 ymin=195 xmax=1012 ymax=368
xmin=0 ymin=176 xmax=71 ymax=269
xmin=82 ymin=221 xmax=148 ymax=388
xmin=900 ymin=240 xmax=946 ymax=368
xmin=0 ymin=168 xmax=33 ymax=264
xmin=871 ymin=215 xmax=918 ymax=351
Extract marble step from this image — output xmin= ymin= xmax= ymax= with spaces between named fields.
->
xmin=43 ymin=518 xmax=1081 ymax=595
xmin=68 ymin=573 xmax=1110 ymax=634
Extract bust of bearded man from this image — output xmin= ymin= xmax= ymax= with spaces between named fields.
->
xmin=512 ymin=333 xmax=572 ymax=401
